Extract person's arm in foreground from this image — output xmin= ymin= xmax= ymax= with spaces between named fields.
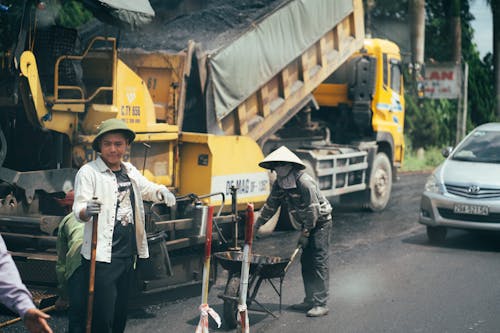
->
xmin=0 ymin=236 xmax=53 ymax=333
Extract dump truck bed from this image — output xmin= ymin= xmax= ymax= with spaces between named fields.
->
xmin=203 ymin=0 xmax=364 ymax=144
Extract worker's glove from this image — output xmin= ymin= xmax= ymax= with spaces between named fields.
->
xmin=159 ymin=188 xmax=176 ymax=207
xmin=84 ymin=199 xmax=102 ymax=220
xmin=297 ymin=229 xmax=310 ymax=248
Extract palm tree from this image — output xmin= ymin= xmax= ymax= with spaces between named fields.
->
xmin=449 ymin=0 xmax=461 ymax=63
xmin=448 ymin=0 xmax=464 ymax=142
xmin=409 ymin=0 xmax=425 ymax=94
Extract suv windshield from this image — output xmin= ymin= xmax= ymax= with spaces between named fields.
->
xmin=452 ymin=130 xmax=500 ymax=163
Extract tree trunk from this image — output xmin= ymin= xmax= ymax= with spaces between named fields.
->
xmin=409 ymin=0 xmax=425 ymax=94
xmin=450 ymin=1 xmax=461 ymax=64
xmin=493 ymin=0 xmax=500 ymax=120
xmin=364 ymin=0 xmax=375 ymax=37
xmin=409 ymin=0 xmax=425 ymax=65
xmin=448 ymin=0 xmax=464 ymax=144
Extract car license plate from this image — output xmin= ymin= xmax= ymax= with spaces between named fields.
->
xmin=453 ymin=204 xmax=489 ymax=216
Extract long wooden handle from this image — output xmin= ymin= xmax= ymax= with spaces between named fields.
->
xmin=245 ymin=203 xmax=254 ymax=245
xmin=86 ymin=213 xmax=98 ymax=333
xmin=0 ymin=305 xmax=56 ymax=328
xmin=238 ymin=203 xmax=254 ymax=333
xmin=200 ymin=206 xmax=214 ymax=305
xmin=284 ymin=246 xmax=301 ymax=273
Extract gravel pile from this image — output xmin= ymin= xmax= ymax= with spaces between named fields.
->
xmin=82 ymin=0 xmax=288 ymax=52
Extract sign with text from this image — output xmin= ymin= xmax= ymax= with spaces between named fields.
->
xmin=423 ymin=63 xmax=462 ymax=99
xmin=211 ymin=172 xmax=270 ymax=199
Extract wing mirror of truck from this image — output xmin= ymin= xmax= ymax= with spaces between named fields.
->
xmin=441 ymin=146 xmax=453 ymax=158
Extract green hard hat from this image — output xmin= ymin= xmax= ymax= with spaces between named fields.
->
xmin=92 ymin=118 xmax=136 ymax=152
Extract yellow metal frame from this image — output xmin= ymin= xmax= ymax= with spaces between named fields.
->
xmin=53 ymin=36 xmax=117 ymax=104
xmin=313 ymin=83 xmax=350 ymax=107
xmin=20 ymin=51 xmax=79 ymax=139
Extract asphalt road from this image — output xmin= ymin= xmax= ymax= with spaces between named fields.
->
xmin=4 ymin=171 xmax=500 ymax=332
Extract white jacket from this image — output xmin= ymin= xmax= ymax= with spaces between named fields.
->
xmin=73 ymin=156 xmax=167 ymax=263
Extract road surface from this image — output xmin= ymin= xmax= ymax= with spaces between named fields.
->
xmin=3 ymin=172 xmax=500 ymax=332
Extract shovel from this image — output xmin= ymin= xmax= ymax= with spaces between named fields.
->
xmin=0 ymin=305 xmax=56 ymax=329
xmin=284 ymin=245 xmax=302 ymax=273
xmin=86 ymin=201 xmax=99 ymax=333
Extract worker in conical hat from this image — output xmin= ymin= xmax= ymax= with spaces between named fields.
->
xmin=255 ymin=146 xmax=332 ymax=317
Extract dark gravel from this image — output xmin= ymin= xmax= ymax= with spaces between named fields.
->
xmin=81 ymin=0 xmax=288 ymax=52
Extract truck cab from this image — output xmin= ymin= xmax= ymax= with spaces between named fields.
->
xmin=313 ymin=38 xmax=405 ymax=167
xmin=307 ymin=38 xmax=405 ymax=212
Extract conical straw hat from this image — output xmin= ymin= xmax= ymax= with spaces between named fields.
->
xmin=259 ymin=146 xmax=306 ymax=170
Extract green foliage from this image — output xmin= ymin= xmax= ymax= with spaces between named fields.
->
xmin=404 ymin=93 xmax=456 ymax=147
xmin=423 ymin=0 xmax=495 ymax=135
xmin=466 ymin=52 xmax=496 ymax=124
xmin=56 ymin=1 xmax=92 ymax=28
xmin=401 ymin=144 xmax=445 ymax=172
xmin=372 ymin=0 xmax=496 ymax=150
xmin=368 ymin=0 xmax=408 ymax=21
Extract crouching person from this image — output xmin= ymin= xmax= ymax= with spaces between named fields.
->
xmin=55 ymin=211 xmax=85 ymax=333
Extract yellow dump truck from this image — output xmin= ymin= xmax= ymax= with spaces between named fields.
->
xmin=0 ymin=0 xmax=404 ymax=295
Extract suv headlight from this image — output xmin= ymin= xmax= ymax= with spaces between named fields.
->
xmin=424 ymin=174 xmax=443 ymax=193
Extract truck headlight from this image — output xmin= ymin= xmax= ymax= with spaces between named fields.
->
xmin=424 ymin=174 xmax=443 ymax=194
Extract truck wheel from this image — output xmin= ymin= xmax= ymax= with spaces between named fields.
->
xmin=366 ymin=153 xmax=392 ymax=211
xmin=223 ymin=275 xmax=240 ymax=329
xmin=426 ymin=226 xmax=447 ymax=244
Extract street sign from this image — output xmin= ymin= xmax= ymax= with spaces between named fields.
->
xmin=423 ymin=63 xmax=462 ymax=99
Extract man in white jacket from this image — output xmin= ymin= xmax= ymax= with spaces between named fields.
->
xmin=73 ymin=118 xmax=176 ymax=333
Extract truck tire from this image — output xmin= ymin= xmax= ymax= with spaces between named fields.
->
xmin=223 ymin=275 xmax=240 ymax=329
xmin=366 ymin=153 xmax=392 ymax=212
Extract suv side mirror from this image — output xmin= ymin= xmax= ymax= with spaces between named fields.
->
xmin=441 ymin=146 xmax=453 ymax=158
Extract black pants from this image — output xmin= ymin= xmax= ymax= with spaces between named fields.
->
xmin=300 ymin=220 xmax=331 ymax=307
xmin=82 ymin=256 xmax=134 ymax=333
xmin=68 ymin=265 xmax=86 ymax=333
